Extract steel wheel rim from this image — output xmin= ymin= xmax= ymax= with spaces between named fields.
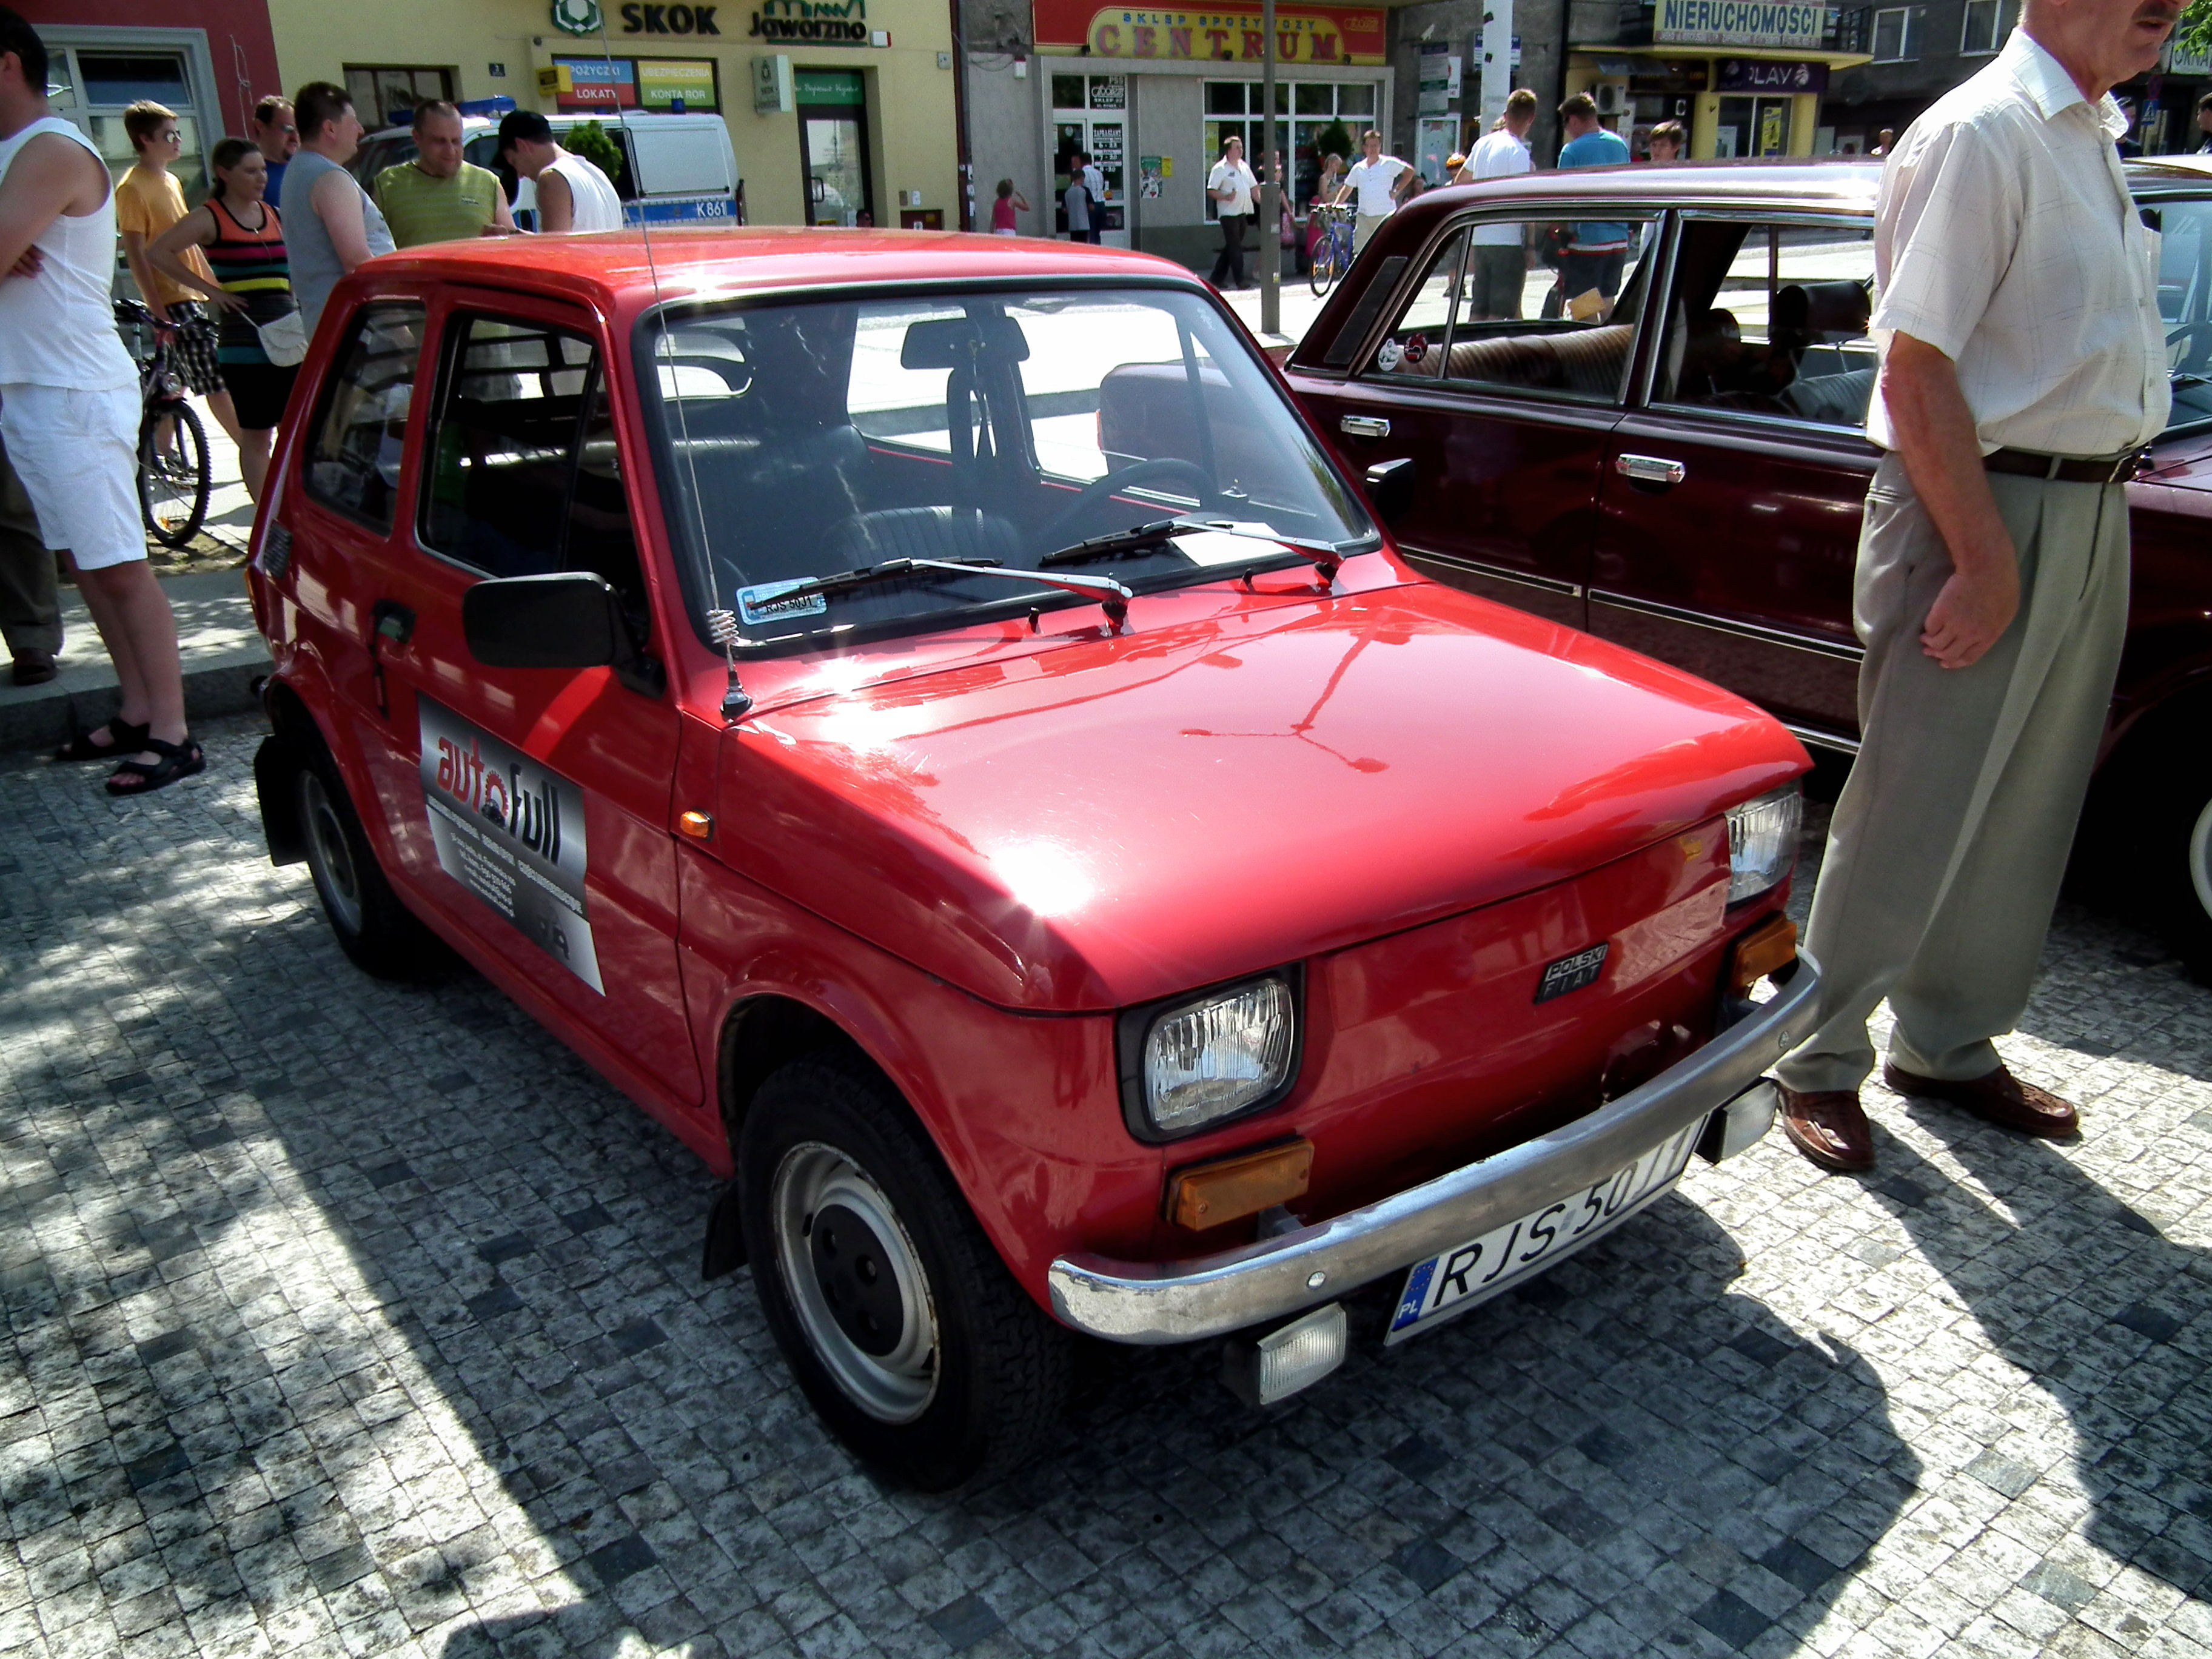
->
xmin=2191 ymin=796 xmax=2212 ymax=922
xmin=772 ymin=1140 xmax=939 ymax=1423
xmin=299 ymin=771 xmax=364 ymax=936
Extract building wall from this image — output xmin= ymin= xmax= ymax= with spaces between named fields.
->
xmin=21 ymin=0 xmax=283 ymax=138
xmin=965 ymin=53 xmax=1050 ymax=236
xmin=1131 ymin=72 xmax=1205 ymax=265
xmin=1384 ymin=0 xmax=1567 ymax=164
xmin=265 ymin=0 xmax=959 ymax=227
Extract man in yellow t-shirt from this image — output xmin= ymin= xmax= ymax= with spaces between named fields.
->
xmin=115 ymin=100 xmax=239 ymax=442
xmin=374 ymin=101 xmax=514 ymax=249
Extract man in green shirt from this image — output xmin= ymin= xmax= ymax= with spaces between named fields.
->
xmin=373 ymin=100 xmax=514 ymax=247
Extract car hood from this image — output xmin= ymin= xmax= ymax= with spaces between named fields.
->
xmin=718 ymin=583 xmax=1806 ymax=1012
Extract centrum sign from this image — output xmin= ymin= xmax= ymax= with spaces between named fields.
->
xmin=1655 ymin=0 xmax=1823 ymax=48
xmin=1032 ymin=0 xmax=1387 ymax=61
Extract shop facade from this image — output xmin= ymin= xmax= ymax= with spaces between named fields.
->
xmin=1568 ymin=0 xmax=1868 ymax=159
xmin=264 ymin=0 xmax=961 ymax=227
xmin=16 ymin=0 xmax=283 ymax=196
xmin=963 ymin=0 xmax=1391 ymax=268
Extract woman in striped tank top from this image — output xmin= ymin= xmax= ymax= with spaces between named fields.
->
xmin=146 ymin=136 xmax=297 ymax=501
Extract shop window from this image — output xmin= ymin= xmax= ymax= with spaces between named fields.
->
xmin=1653 ymin=220 xmax=1877 ymax=427
xmin=1367 ymin=216 xmax=1656 ymax=401
xmin=1959 ymin=0 xmax=2007 ymax=52
xmin=62 ymin=47 xmax=206 ymax=195
xmin=1870 ymin=7 xmax=1914 ymax=61
xmin=344 ymin=65 xmax=456 ymax=130
xmin=1205 ymin=81 xmax=1251 ymax=115
xmin=1204 ymin=81 xmax=1386 ymax=223
xmin=305 ymin=303 xmax=427 ymax=531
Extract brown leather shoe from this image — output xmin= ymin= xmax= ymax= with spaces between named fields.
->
xmin=1778 ymin=1085 xmax=1876 ymax=1172
xmin=1881 ymin=1062 xmax=2079 ymax=1139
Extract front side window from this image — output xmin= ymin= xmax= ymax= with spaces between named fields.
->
xmin=419 ymin=315 xmax=646 ymax=617
xmin=304 ymin=301 xmax=426 ymax=531
xmin=1654 ymin=220 xmax=1877 ymax=427
xmin=641 ymin=285 xmax=1375 ymax=650
xmin=1366 ymin=215 xmax=1655 ymax=401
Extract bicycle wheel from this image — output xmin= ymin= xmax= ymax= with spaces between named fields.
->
xmin=1309 ymin=235 xmax=1336 ymax=297
xmin=138 ymin=398 xmax=210 ymax=549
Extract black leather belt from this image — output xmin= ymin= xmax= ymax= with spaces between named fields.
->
xmin=1983 ymin=447 xmax=2143 ymax=484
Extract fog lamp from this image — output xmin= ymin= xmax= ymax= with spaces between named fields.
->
xmin=1222 ymin=1302 xmax=1346 ymax=1407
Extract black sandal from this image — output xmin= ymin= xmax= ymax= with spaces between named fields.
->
xmin=104 ymin=736 xmax=206 ymax=797
xmin=56 ymin=719 xmax=150 ymax=763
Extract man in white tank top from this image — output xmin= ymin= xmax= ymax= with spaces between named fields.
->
xmin=496 ymin=110 xmax=623 ymax=234
xmin=0 ymin=6 xmax=196 ymax=794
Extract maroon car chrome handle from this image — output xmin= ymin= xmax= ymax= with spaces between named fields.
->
xmin=1615 ymin=453 xmax=1688 ymax=488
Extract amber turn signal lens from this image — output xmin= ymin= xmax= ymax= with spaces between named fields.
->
xmin=1729 ymin=914 xmax=1797 ymax=995
xmin=677 ymin=811 xmax=714 ymax=841
xmin=1166 ymin=1139 xmax=1314 ymax=1232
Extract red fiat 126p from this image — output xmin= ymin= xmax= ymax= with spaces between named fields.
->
xmin=248 ymin=229 xmax=1820 ymax=1487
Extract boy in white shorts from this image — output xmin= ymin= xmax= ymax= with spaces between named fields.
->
xmin=0 ymin=6 xmax=198 ymax=795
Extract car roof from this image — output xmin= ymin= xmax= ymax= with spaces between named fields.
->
xmin=356 ymin=227 xmax=1208 ymax=311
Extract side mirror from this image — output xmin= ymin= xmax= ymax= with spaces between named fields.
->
xmin=463 ymin=572 xmax=626 ymax=669
xmin=1364 ymin=456 xmax=1415 ymax=526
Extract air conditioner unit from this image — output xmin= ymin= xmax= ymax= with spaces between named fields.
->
xmin=1593 ymin=81 xmax=1626 ymax=115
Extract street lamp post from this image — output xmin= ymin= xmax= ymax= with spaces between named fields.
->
xmin=1261 ymin=0 xmax=1279 ymax=335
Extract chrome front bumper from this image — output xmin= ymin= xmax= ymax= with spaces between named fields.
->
xmin=1048 ymin=951 xmax=1822 ymax=1344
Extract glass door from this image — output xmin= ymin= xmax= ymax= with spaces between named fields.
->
xmin=796 ymin=69 xmax=871 ymax=227
xmin=1050 ymin=73 xmax=1127 ymax=248
xmin=1715 ymin=95 xmax=1792 ymax=158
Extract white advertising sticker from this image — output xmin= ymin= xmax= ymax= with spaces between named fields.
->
xmin=417 ymin=698 xmax=604 ymax=993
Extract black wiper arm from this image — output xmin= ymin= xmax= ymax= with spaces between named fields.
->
xmin=773 ymin=557 xmax=1137 ymax=624
xmin=1040 ymin=517 xmax=1363 ymax=581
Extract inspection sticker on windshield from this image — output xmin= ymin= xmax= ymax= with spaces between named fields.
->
xmin=418 ymin=698 xmax=603 ymax=993
xmin=737 ymin=578 xmax=828 ymax=627
xmin=1384 ymin=1122 xmax=1700 ymax=1344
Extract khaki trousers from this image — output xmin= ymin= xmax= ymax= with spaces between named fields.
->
xmin=0 ymin=430 xmax=61 ymax=658
xmin=1776 ymin=451 xmax=2130 ymax=1096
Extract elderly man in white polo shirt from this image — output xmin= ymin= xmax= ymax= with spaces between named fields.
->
xmin=1774 ymin=0 xmax=2179 ymax=1173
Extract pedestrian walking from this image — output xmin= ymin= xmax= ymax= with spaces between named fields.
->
xmin=146 ymin=137 xmax=298 ymax=503
xmin=252 ymin=95 xmax=297 ymax=204
xmin=1871 ymin=126 xmax=1897 ymax=156
xmin=1774 ymin=0 xmax=2179 ymax=1171
xmin=1554 ymin=95 xmax=1632 ymax=316
xmin=990 ymin=178 xmax=1028 ymax=235
xmin=1335 ymin=129 xmax=1411 ymax=253
xmin=0 ymin=428 xmax=61 ymax=685
xmin=1464 ymin=89 xmax=1538 ymax=319
xmin=374 ymin=101 xmax=515 ymax=248
xmin=1062 ymin=164 xmax=1092 ymax=244
xmin=1079 ymin=152 xmax=1107 ymax=243
xmin=1205 ymin=136 xmax=1258 ymax=287
xmin=1646 ymin=118 xmax=1686 ymax=161
xmin=0 ymin=7 xmax=198 ymax=794
xmin=281 ymin=81 xmax=394 ymax=335
xmin=497 ymin=110 xmax=622 ymax=234
xmin=113 ymin=99 xmax=244 ymax=456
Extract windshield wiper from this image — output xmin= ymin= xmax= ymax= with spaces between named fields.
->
xmin=1040 ymin=517 xmax=1364 ymax=581
xmin=771 ymin=557 xmax=1137 ymax=625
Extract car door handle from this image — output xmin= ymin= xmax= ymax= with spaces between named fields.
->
xmin=1615 ymin=453 xmax=1687 ymax=486
xmin=1341 ymin=415 xmax=1391 ymax=439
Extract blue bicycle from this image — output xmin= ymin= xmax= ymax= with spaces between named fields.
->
xmin=1309 ymin=201 xmax=1355 ymax=297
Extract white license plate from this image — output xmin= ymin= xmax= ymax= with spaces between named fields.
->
xmin=1384 ymin=1121 xmax=1702 ymax=1344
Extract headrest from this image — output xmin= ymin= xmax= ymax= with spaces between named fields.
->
xmin=1774 ymin=281 xmax=1871 ymax=338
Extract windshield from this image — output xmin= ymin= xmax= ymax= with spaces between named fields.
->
xmin=638 ymin=284 xmax=1376 ymax=649
xmin=2156 ymin=195 xmax=2212 ymax=435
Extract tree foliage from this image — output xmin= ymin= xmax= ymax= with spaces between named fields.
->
xmin=566 ymin=120 xmax=628 ymax=192
xmin=2181 ymin=0 xmax=2210 ymax=55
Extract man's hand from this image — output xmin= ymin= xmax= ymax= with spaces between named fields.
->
xmin=6 ymin=246 xmax=40 ymax=279
xmin=1920 ymin=558 xmax=2019 ymax=668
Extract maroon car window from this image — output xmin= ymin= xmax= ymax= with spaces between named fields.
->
xmin=303 ymin=301 xmax=427 ymax=532
xmin=418 ymin=315 xmax=648 ymax=618
xmin=1654 ymin=221 xmax=1877 ymax=427
xmin=1366 ymin=215 xmax=1655 ymax=403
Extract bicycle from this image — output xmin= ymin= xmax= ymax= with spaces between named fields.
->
xmin=1309 ymin=201 xmax=1356 ymax=298
xmin=114 ymin=297 xmax=212 ymax=549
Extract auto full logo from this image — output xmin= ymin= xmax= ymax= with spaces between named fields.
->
xmin=418 ymin=698 xmax=605 ymax=993
xmin=1533 ymin=941 xmax=1609 ymax=1004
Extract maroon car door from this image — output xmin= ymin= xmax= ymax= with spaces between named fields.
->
xmin=1589 ymin=215 xmax=1878 ymax=747
xmin=1290 ymin=209 xmax=1663 ymax=631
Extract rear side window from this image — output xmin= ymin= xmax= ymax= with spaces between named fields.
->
xmin=303 ymin=301 xmax=427 ymax=531
xmin=419 ymin=314 xmax=647 ymax=620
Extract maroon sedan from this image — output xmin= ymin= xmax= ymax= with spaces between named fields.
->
xmin=1287 ymin=157 xmax=2212 ymax=975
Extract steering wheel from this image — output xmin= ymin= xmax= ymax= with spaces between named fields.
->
xmin=1039 ymin=458 xmax=1221 ymax=547
xmin=2170 ymin=321 xmax=2212 ymax=372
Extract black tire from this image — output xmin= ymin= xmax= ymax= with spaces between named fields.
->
xmin=1309 ymin=238 xmax=1335 ymax=297
xmin=295 ymin=744 xmax=438 ymax=979
xmin=138 ymin=399 xmax=210 ymax=549
xmin=738 ymin=1053 xmax=1070 ymax=1490
xmin=2146 ymin=763 xmax=2212 ymax=982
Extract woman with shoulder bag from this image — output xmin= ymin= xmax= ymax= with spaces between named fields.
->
xmin=146 ymin=136 xmax=300 ymax=503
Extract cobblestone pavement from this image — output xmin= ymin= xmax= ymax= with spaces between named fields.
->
xmin=3 ymin=716 xmax=2209 ymax=1659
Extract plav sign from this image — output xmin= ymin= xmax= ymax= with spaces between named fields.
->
xmin=1655 ymin=0 xmax=1823 ymax=49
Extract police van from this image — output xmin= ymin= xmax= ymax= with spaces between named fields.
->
xmin=352 ymin=101 xmax=742 ymax=227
